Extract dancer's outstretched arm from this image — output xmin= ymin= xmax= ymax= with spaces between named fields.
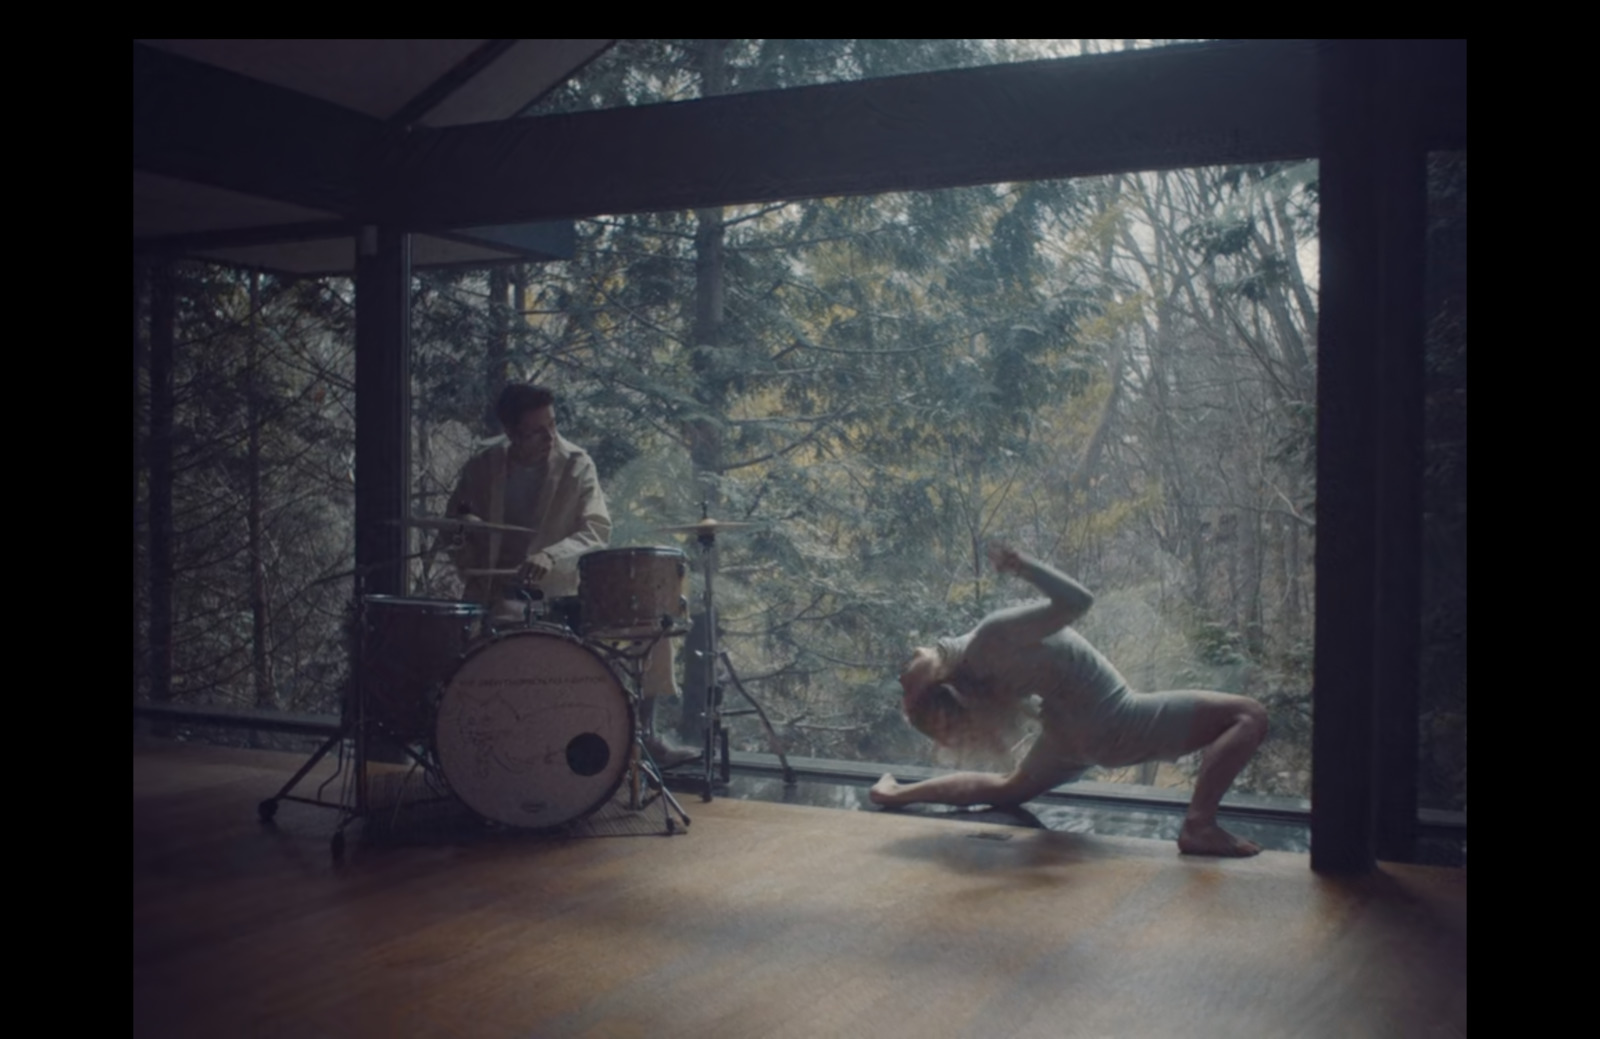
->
xmin=870 ymin=767 xmax=1052 ymax=809
xmin=976 ymin=543 xmax=1095 ymax=647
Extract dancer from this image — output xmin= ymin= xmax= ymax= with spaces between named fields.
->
xmin=873 ymin=543 xmax=1269 ymax=856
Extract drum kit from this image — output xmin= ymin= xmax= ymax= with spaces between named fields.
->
xmin=259 ymin=509 xmax=794 ymax=857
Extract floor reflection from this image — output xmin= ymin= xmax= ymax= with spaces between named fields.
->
xmin=681 ymin=772 xmax=1314 ymax=854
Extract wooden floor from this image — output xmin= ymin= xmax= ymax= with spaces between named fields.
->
xmin=133 ymin=740 xmax=1465 ymax=1039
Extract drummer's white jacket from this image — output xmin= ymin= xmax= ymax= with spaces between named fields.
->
xmin=445 ymin=433 xmax=612 ymax=604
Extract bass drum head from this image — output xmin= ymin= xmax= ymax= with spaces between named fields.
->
xmin=435 ymin=627 xmax=633 ymax=829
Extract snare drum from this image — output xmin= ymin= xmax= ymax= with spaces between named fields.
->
xmin=360 ymin=596 xmax=484 ymax=741
xmin=434 ymin=626 xmax=634 ymax=829
xmin=578 ymin=547 xmax=689 ymax=637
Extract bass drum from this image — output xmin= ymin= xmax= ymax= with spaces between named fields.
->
xmin=434 ymin=626 xmax=633 ymax=829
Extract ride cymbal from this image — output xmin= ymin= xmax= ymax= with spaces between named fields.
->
xmin=654 ymin=518 xmax=763 ymax=535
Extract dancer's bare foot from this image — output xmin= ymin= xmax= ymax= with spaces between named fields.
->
xmin=870 ymin=773 xmax=903 ymax=806
xmin=1178 ymin=819 xmax=1262 ymax=857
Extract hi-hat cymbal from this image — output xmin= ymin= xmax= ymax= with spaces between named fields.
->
xmin=459 ymin=569 xmax=523 ymax=577
xmin=406 ymin=516 xmax=537 ymax=536
xmin=654 ymin=518 xmax=763 ymax=535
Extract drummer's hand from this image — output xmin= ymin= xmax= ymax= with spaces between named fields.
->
xmin=986 ymin=541 xmax=1026 ymax=576
xmin=520 ymin=551 xmax=555 ymax=586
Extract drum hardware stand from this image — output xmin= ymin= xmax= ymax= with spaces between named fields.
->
xmin=592 ymin=627 xmax=693 ymax=835
xmin=258 ymin=572 xmax=372 ymax=859
xmin=257 ymin=551 xmax=443 ymax=860
xmin=266 ymin=514 xmax=541 ymax=854
xmin=675 ymin=505 xmax=798 ymax=803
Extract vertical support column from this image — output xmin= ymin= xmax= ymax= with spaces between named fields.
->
xmin=354 ymin=226 xmax=412 ymax=599
xmin=353 ymin=226 xmax=413 ymax=796
xmin=148 ymin=259 xmax=176 ymax=706
xmin=133 ymin=259 xmax=147 ymax=703
xmin=1373 ymin=44 xmax=1428 ymax=864
xmin=1311 ymin=40 xmax=1381 ymax=875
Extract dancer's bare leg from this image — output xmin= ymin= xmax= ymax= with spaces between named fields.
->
xmin=1171 ymin=693 xmax=1270 ymax=856
xmin=870 ymin=769 xmax=1049 ymax=809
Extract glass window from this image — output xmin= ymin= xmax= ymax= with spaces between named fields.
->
xmin=410 ymin=159 xmax=1318 ymax=802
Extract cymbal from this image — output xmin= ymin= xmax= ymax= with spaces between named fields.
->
xmin=654 ymin=518 xmax=763 ymax=535
xmin=407 ymin=516 xmax=536 ymax=535
xmin=459 ymin=569 xmax=523 ymax=577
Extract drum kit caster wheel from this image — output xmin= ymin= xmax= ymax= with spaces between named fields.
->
xmin=259 ymin=793 xmax=347 ymax=861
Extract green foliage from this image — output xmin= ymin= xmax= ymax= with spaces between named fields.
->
xmin=1183 ymin=218 xmax=1254 ymax=262
xmin=134 ymin=263 xmax=356 ymax=714
xmin=1193 ymin=621 xmax=1251 ymax=667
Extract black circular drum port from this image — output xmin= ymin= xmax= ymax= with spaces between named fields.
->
xmin=566 ymin=732 xmax=611 ymax=777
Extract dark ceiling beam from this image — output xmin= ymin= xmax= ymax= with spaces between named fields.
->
xmin=379 ymin=39 xmax=1326 ymax=229
xmin=132 ymin=218 xmax=573 ymax=267
xmin=132 ymin=219 xmax=359 ymax=257
xmin=133 ymin=42 xmax=390 ymax=219
xmin=388 ymin=39 xmax=520 ymax=128
xmin=136 ymin=39 xmax=1463 ymax=234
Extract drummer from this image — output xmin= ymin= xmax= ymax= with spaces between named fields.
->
xmin=446 ymin=382 xmax=698 ymax=768
xmin=446 ymin=383 xmax=608 ymax=613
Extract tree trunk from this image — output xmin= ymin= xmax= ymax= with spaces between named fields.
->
xmin=681 ymin=39 xmax=733 ymax=744
xmin=247 ymin=272 xmax=278 ymax=733
xmin=1287 ymin=516 xmax=1305 ymax=639
xmin=687 ymin=39 xmax=732 ymax=503
xmin=483 ymin=267 xmax=511 ymax=435
xmin=1244 ymin=501 xmax=1265 ymax=657
xmin=513 ymin=264 xmax=528 ymax=346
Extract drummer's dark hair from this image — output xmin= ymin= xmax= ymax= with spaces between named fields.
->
xmin=496 ymin=383 xmax=557 ymax=429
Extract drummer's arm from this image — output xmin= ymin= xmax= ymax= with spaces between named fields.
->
xmin=534 ymin=454 xmax=613 ymax=570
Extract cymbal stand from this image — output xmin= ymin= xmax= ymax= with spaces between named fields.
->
xmin=591 ymin=631 xmax=693 ymax=835
xmin=688 ymin=509 xmax=798 ymax=803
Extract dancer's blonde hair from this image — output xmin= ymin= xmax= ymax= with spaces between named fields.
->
xmin=904 ymin=640 xmax=1040 ymax=770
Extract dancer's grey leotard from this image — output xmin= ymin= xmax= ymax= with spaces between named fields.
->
xmin=941 ymin=562 xmax=1198 ymax=785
